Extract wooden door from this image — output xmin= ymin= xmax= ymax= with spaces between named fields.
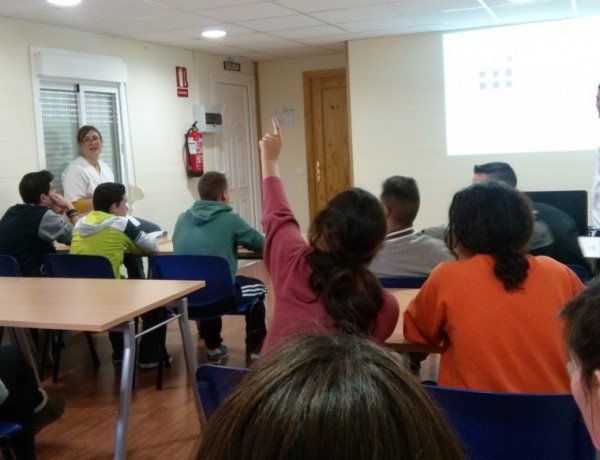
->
xmin=303 ymin=68 xmax=351 ymax=219
xmin=212 ymin=73 xmax=261 ymax=229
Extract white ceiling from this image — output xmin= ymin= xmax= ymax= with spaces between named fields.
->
xmin=1 ymin=0 xmax=600 ymax=61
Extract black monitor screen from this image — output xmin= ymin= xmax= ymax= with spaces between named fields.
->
xmin=524 ymin=190 xmax=588 ymax=236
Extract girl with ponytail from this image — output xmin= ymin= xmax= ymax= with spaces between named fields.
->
xmin=259 ymin=118 xmax=399 ymax=353
xmin=404 ymin=180 xmax=584 ymax=393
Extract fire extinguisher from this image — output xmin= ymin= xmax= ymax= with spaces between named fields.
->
xmin=184 ymin=122 xmax=204 ymax=177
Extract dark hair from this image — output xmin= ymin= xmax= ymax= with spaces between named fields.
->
xmin=561 ymin=278 xmax=600 ymax=391
xmin=445 ymin=181 xmax=533 ymax=290
xmin=77 ymin=125 xmax=103 ymax=145
xmin=19 ymin=170 xmax=54 ymax=204
xmin=381 ymin=176 xmax=420 ymax=227
xmin=197 ymin=333 xmax=465 ymax=460
xmin=306 ymin=188 xmax=386 ymax=334
xmin=473 ymin=162 xmax=517 ymax=187
xmin=198 ymin=171 xmax=228 ymax=201
xmin=93 ymin=182 xmax=126 ymax=213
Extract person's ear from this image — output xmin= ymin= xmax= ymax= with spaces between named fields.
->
xmin=108 ymin=202 xmax=118 ymax=214
xmin=384 ymin=204 xmax=392 ymax=219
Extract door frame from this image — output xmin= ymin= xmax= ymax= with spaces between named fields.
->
xmin=210 ymin=71 xmax=261 ymax=227
xmin=302 ymin=67 xmax=351 ymax=219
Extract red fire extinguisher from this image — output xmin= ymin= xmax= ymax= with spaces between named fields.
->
xmin=184 ymin=122 xmax=204 ymax=177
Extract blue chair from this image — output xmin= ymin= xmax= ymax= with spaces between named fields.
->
xmin=150 ymin=255 xmax=259 ymax=367
xmin=41 ymin=254 xmax=107 ymax=381
xmin=0 ymin=255 xmax=21 ymax=277
xmin=423 ymin=384 xmax=596 ymax=460
xmin=567 ymin=264 xmax=590 ymax=285
xmin=0 ymin=421 xmax=24 ymax=460
xmin=378 ymin=275 xmax=428 ymax=288
xmin=196 ymin=364 xmax=249 ymax=421
xmin=0 ymin=255 xmax=22 ymax=344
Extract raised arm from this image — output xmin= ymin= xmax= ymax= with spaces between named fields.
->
xmin=260 ymin=117 xmax=281 ymax=179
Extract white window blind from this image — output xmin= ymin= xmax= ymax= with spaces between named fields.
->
xmin=40 ymin=87 xmax=122 ymax=194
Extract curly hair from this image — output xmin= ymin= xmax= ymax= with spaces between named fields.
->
xmin=305 ymin=188 xmax=386 ymax=334
xmin=445 ymin=181 xmax=533 ymax=290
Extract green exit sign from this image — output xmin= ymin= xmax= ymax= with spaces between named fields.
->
xmin=224 ymin=61 xmax=241 ymax=71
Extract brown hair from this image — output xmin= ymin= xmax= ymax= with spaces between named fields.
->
xmin=306 ymin=188 xmax=386 ymax=335
xmin=561 ymin=278 xmax=600 ymax=391
xmin=196 ymin=333 xmax=465 ymax=460
xmin=445 ymin=181 xmax=533 ymax=290
xmin=198 ymin=171 xmax=228 ymax=201
xmin=76 ymin=125 xmax=102 ymax=146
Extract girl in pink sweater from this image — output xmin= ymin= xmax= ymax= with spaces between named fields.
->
xmin=259 ymin=118 xmax=399 ymax=352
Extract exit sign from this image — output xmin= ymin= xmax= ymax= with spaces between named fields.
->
xmin=223 ymin=61 xmax=241 ymax=71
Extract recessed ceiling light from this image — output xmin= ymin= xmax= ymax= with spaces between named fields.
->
xmin=47 ymin=0 xmax=81 ymax=6
xmin=201 ymin=29 xmax=227 ymax=39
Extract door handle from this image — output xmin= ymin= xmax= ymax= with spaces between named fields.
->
xmin=316 ymin=160 xmax=321 ymax=183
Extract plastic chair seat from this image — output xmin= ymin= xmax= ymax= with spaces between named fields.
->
xmin=423 ymin=384 xmax=596 ymax=460
xmin=0 ymin=421 xmax=23 ymax=460
xmin=378 ymin=275 xmax=428 ymax=288
xmin=196 ymin=364 xmax=249 ymax=421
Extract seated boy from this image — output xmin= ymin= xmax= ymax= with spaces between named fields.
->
xmin=173 ymin=171 xmax=267 ymax=364
xmin=69 ymin=182 xmax=164 ymax=367
xmin=0 ymin=170 xmax=79 ymax=276
xmin=370 ymin=176 xmax=452 ymax=277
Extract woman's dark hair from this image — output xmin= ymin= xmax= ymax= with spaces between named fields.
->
xmin=196 ymin=333 xmax=465 ymax=460
xmin=76 ymin=125 xmax=102 ymax=145
xmin=445 ymin=181 xmax=533 ymax=290
xmin=305 ymin=188 xmax=386 ymax=334
xmin=561 ymin=278 xmax=600 ymax=391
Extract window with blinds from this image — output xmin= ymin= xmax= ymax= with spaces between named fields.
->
xmin=40 ymin=86 xmax=122 ymax=194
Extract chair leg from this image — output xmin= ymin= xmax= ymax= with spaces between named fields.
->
xmin=85 ymin=332 xmax=100 ymax=365
xmin=0 ymin=326 xmax=4 ymax=345
xmin=38 ymin=330 xmax=51 ymax=380
xmin=51 ymin=331 xmax=64 ymax=383
xmin=155 ymin=325 xmax=169 ymax=390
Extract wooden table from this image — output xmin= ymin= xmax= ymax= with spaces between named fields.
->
xmin=384 ymin=288 xmax=443 ymax=354
xmin=0 ymin=277 xmax=205 ymax=460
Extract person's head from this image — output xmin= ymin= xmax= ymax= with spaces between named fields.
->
xmin=472 ymin=162 xmax=517 ymax=187
xmin=561 ymin=278 xmax=600 ymax=449
xmin=446 ymin=181 xmax=533 ymax=290
xmin=380 ymin=176 xmax=420 ymax=229
xmin=77 ymin=125 xmax=103 ymax=162
xmin=197 ymin=171 xmax=228 ymax=203
xmin=93 ymin=182 xmax=127 ymax=216
xmin=306 ymin=188 xmax=386 ymax=334
xmin=19 ymin=170 xmax=55 ymax=205
xmin=197 ymin=333 xmax=465 ymax=460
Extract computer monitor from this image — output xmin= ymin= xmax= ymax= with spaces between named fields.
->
xmin=524 ymin=190 xmax=588 ymax=236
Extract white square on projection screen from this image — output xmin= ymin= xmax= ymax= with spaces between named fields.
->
xmin=443 ymin=17 xmax=600 ymax=156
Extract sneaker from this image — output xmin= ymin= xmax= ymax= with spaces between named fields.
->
xmin=137 ymin=354 xmax=173 ymax=369
xmin=34 ymin=395 xmax=66 ymax=433
xmin=206 ymin=345 xmax=229 ymax=364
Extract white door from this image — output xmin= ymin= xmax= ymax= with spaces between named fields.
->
xmin=211 ymin=72 xmax=261 ymax=229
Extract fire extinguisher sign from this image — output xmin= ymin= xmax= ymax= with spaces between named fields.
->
xmin=176 ymin=66 xmax=188 ymax=97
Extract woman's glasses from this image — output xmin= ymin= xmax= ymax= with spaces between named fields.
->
xmin=82 ymin=135 xmax=101 ymax=144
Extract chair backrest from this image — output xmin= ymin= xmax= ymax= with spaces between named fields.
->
xmin=0 ymin=421 xmax=23 ymax=459
xmin=423 ymin=384 xmax=596 ymax=460
xmin=567 ymin=264 xmax=590 ymax=285
xmin=42 ymin=254 xmax=114 ymax=279
xmin=378 ymin=275 xmax=428 ymax=288
xmin=196 ymin=364 xmax=249 ymax=421
xmin=0 ymin=255 xmax=22 ymax=277
xmin=150 ymin=255 xmax=237 ymax=317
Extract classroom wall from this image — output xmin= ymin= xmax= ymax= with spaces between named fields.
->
xmin=258 ymin=53 xmax=346 ymax=231
xmin=0 ymin=16 xmax=254 ymax=234
xmin=347 ymin=32 xmax=598 ymax=230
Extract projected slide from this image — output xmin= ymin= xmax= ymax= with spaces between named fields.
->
xmin=444 ymin=16 xmax=600 ymax=156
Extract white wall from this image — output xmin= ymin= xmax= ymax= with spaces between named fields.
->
xmin=258 ymin=54 xmax=346 ymax=231
xmin=347 ymin=33 xmax=598 ymax=230
xmin=0 ymin=16 xmax=254 ymax=234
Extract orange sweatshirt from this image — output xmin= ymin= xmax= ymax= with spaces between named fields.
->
xmin=404 ymin=254 xmax=584 ymax=393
